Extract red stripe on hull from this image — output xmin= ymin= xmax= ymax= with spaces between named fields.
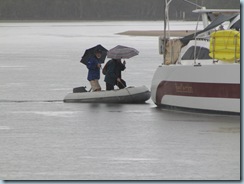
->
xmin=156 ymin=81 xmax=240 ymax=104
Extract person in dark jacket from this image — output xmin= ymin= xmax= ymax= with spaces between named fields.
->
xmin=87 ymin=49 xmax=102 ymax=91
xmin=104 ymin=59 xmax=126 ymax=90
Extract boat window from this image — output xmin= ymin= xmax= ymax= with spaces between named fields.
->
xmin=182 ymin=46 xmax=211 ymax=60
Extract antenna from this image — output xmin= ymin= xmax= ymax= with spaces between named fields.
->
xmin=184 ymin=0 xmax=209 ymax=29
xmin=183 ymin=0 xmax=202 ymax=8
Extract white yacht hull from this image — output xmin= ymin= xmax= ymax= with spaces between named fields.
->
xmin=151 ymin=64 xmax=240 ymax=114
xmin=64 ymin=85 xmax=151 ymax=104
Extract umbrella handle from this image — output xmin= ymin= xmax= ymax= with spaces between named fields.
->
xmin=118 ymin=80 xmax=133 ymax=99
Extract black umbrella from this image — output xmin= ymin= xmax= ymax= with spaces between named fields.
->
xmin=80 ymin=44 xmax=108 ymax=65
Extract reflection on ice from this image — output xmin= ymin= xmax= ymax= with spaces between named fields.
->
xmin=110 ymin=157 xmax=158 ymax=161
xmin=11 ymin=111 xmax=78 ymax=118
xmin=0 ymin=65 xmax=28 ymax=68
xmin=0 ymin=126 xmax=11 ymax=130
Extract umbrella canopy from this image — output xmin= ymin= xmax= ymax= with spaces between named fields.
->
xmin=107 ymin=45 xmax=139 ymax=59
xmin=80 ymin=44 xmax=108 ymax=65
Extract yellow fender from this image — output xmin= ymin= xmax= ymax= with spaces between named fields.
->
xmin=209 ymin=30 xmax=240 ymax=62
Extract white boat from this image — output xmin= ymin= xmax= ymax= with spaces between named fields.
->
xmin=64 ymin=85 xmax=151 ymax=103
xmin=151 ymin=1 xmax=240 ymax=114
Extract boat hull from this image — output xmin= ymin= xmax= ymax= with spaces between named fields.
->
xmin=151 ymin=64 xmax=240 ymax=114
xmin=64 ymin=86 xmax=151 ymax=103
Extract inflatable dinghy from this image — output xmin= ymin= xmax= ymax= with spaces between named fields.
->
xmin=63 ymin=85 xmax=151 ymax=103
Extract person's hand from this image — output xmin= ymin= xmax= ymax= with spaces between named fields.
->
xmin=97 ymin=63 xmax=101 ymax=68
xmin=123 ymin=60 xmax=126 ymax=65
xmin=117 ymin=78 xmax=121 ymax=82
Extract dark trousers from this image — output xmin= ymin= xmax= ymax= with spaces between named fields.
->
xmin=106 ymin=79 xmax=126 ymax=91
xmin=106 ymin=82 xmax=115 ymax=91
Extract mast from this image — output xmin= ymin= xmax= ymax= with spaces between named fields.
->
xmin=163 ymin=0 xmax=167 ymax=64
xmin=163 ymin=0 xmax=173 ymax=64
